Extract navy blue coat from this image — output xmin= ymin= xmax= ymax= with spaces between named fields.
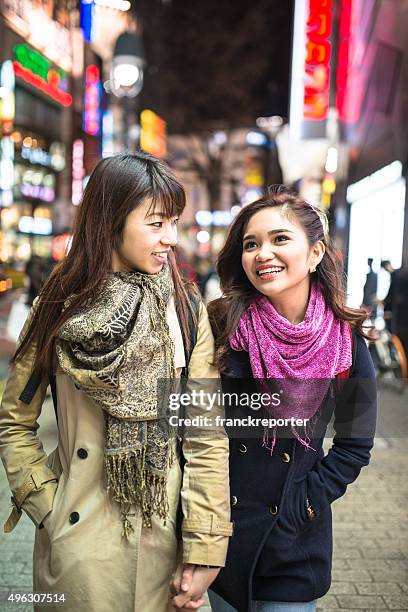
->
xmin=211 ymin=334 xmax=377 ymax=611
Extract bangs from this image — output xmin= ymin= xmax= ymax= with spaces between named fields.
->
xmin=145 ymin=165 xmax=186 ymax=219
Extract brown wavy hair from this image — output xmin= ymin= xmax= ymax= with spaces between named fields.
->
xmin=208 ymin=185 xmax=369 ymax=371
xmin=13 ymin=151 xmax=199 ymax=373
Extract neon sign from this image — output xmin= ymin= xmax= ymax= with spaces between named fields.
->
xmin=20 ymin=184 xmax=55 ymax=202
xmin=140 ymin=110 xmax=167 ymax=159
xmin=0 ymin=61 xmax=15 ymax=135
xmin=3 ymin=0 xmax=73 ymax=72
xmin=336 ymin=0 xmax=370 ymax=124
xmin=290 ymin=0 xmax=333 ymax=139
xmin=304 ymin=0 xmax=333 ymax=120
xmin=80 ymin=0 xmax=94 ymax=43
xmin=13 ymin=44 xmax=72 ymax=107
xmin=72 ymin=139 xmax=85 ymax=206
xmin=83 ymin=65 xmax=101 ymax=136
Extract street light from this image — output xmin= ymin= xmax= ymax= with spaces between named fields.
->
xmin=104 ymin=31 xmax=145 ymax=152
xmin=110 ymin=32 xmax=145 ymax=98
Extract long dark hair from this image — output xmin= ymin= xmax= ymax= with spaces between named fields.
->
xmin=208 ymin=185 xmax=368 ymax=370
xmin=14 ymin=151 xmax=199 ymax=372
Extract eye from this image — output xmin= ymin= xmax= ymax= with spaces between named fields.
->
xmin=150 ymin=221 xmax=163 ymax=228
xmin=274 ymin=235 xmax=289 ymax=243
xmin=243 ymin=241 xmax=258 ymax=250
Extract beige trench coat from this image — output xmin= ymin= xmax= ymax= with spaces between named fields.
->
xmin=0 ymin=299 xmax=232 ymax=612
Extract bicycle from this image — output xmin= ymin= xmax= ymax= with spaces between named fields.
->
xmin=367 ymin=317 xmax=407 ymax=393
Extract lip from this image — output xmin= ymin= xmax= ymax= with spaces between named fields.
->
xmin=255 ymin=264 xmax=285 ymax=280
xmin=152 ymin=251 xmax=169 ymax=264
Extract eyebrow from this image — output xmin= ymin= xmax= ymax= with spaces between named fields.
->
xmin=145 ymin=211 xmax=178 ymax=220
xmin=243 ymin=228 xmax=294 ymax=241
xmin=145 ymin=211 xmax=167 ymax=219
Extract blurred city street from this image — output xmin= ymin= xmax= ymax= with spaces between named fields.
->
xmin=1 ymin=0 xmax=408 ymax=610
xmin=0 ymin=294 xmax=407 ymax=611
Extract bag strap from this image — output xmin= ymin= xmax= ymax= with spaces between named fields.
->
xmin=180 ymin=292 xmax=201 ymax=380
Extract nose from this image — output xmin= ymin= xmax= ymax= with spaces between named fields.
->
xmin=161 ymin=223 xmax=178 ymax=247
xmin=256 ymin=243 xmax=275 ymax=262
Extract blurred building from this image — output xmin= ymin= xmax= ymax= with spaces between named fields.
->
xmin=167 ymin=127 xmax=282 ymax=260
xmin=0 ymin=0 xmax=75 ymax=263
xmin=278 ymin=0 xmax=408 ymax=349
xmin=0 ymin=0 xmax=123 ymax=267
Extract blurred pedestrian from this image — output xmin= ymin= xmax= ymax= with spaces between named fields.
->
xmin=204 ymin=268 xmax=222 ymax=304
xmin=194 ymin=256 xmax=213 ymax=296
xmin=207 ymin=186 xmax=377 ymax=612
xmin=383 ymin=263 xmax=403 ymax=334
xmin=0 ymin=152 xmax=232 ymax=612
xmin=377 ymin=259 xmax=394 ymax=303
xmin=361 ymin=257 xmax=378 ymax=318
xmin=25 ymin=255 xmax=45 ymax=306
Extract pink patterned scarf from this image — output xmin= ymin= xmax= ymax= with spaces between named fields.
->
xmin=229 ymin=282 xmax=352 ymax=452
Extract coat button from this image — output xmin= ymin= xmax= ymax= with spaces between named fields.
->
xmin=239 ymin=443 xmax=247 ymax=454
xmin=231 ymin=495 xmax=238 ymax=507
xmin=69 ymin=512 xmax=80 ymax=524
xmin=77 ymin=448 xmax=88 ymax=459
xmin=269 ymin=504 xmax=278 ymax=515
xmin=282 ymin=452 xmax=291 ymax=463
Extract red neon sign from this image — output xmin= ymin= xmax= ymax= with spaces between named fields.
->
xmin=303 ymin=0 xmax=333 ymax=121
xmin=83 ymin=64 xmax=101 ymax=136
xmin=336 ymin=0 xmax=366 ymax=123
xmin=12 ymin=62 xmax=72 ymax=107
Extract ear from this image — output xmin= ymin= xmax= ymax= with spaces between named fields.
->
xmin=310 ymin=240 xmax=325 ymax=268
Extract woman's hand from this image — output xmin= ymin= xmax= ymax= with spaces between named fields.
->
xmin=170 ymin=563 xmax=220 ymax=610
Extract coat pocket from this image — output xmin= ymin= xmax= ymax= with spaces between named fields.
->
xmin=276 ymin=478 xmax=309 ymax=539
xmin=42 ymin=449 xmax=64 ymax=539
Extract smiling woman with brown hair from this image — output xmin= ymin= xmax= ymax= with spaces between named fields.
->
xmin=0 ymin=152 xmax=232 ymax=612
xmin=208 ymin=186 xmax=377 ymax=612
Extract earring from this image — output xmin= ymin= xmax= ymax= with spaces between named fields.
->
xmin=310 ymin=266 xmax=316 ymax=273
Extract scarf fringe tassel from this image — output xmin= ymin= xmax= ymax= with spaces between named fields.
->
xmin=105 ymin=447 xmax=171 ymax=538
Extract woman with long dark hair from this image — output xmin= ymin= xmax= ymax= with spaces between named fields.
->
xmin=207 ymin=186 xmax=377 ymax=612
xmin=0 ymin=152 xmax=232 ymax=612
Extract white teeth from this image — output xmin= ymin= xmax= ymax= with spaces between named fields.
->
xmin=257 ymin=267 xmax=284 ymax=276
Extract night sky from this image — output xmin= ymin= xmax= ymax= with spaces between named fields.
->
xmin=137 ymin=0 xmax=294 ymax=133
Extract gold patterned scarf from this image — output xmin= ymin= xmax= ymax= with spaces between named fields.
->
xmin=55 ymin=266 xmax=175 ymax=537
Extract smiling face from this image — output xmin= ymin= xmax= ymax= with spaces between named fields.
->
xmin=111 ymin=198 xmax=179 ymax=274
xmin=241 ymin=206 xmax=324 ymax=309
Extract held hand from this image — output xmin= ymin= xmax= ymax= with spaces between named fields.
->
xmin=170 ymin=564 xmax=220 ymax=610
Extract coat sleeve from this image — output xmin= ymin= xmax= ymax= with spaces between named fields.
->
xmin=0 ymin=311 xmax=58 ymax=533
xmin=180 ymin=302 xmax=233 ymax=567
xmin=305 ymin=335 xmax=377 ymax=516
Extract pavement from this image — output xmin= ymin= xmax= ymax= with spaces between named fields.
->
xmin=0 ymin=292 xmax=407 ymax=611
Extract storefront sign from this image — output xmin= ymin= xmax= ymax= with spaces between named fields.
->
xmin=20 ymin=183 xmax=55 ymax=202
xmin=83 ymin=65 xmax=101 ymax=135
xmin=102 ymin=110 xmax=114 ymax=157
xmin=0 ymin=137 xmax=15 ymax=207
xmin=140 ymin=110 xmax=166 ymax=159
xmin=18 ymin=215 xmax=52 ymax=235
xmin=72 ymin=139 xmax=85 ymax=206
xmin=20 ymin=141 xmax=66 ymax=171
xmin=13 ymin=44 xmax=72 ymax=107
xmin=80 ymin=0 xmax=94 ymax=43
xmin=290 ymin=0 xmax=333 ymax=139
xmin=336 ymin=0 xmax=374 ymax=125
xmin=3 ymin=0 xmax=73 ymax=72
xmin=14 ymin=163 xmax=56 ymax=203
xmin=0 ymin=61 xmax=16 ymax=135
